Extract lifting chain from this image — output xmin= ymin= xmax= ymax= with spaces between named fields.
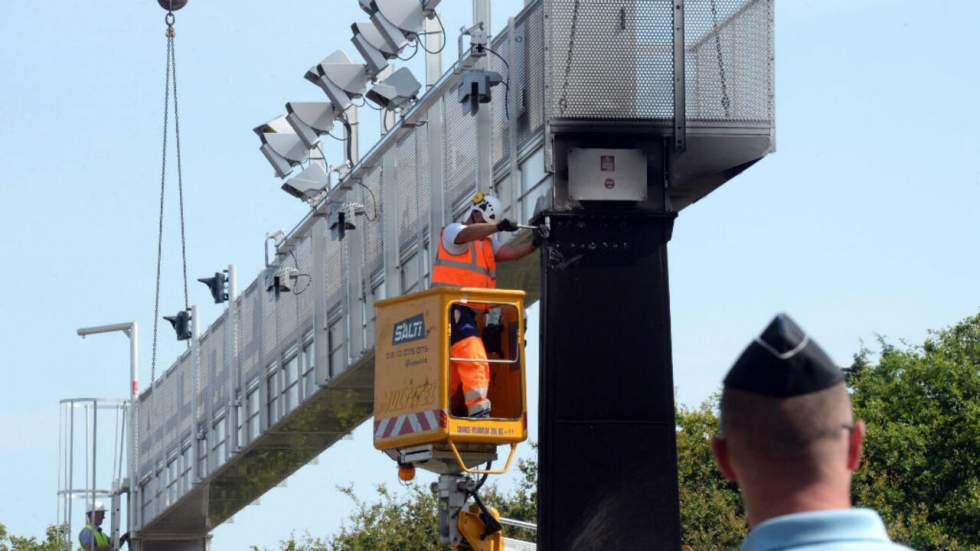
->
xmin=151 ymin=5 xmax=191 ymax=383
xmin=557 ymin=0 xmax=581 ymax=116
xmin=709 ymin=0 xmax=732 ymax=117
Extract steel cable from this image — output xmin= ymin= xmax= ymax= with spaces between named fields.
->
xmin=151 ymin=12 xmax=192 ymax=383
xmin=150 ymin=33 xmax=171 ymax=384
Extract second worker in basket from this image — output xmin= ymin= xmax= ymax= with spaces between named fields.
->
xmin=431 ymin=192 xmax=541 ymax=417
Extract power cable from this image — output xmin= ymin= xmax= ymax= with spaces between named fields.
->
xmin=417 ymin=12 xmax=447 ymax=55
xmin=484 ymin=47 xmax=511 ymax=120
xmin=288 ymin=249 xmax=312 ymax=296
xmin=325 ymin=124 xmax=348 ymax=142
xmin=396 ymin=39 xmax=420 ymax=61
xmin=355 ymin=180 xmax=379 ymax=222
xmin=360 ymin=98 xmax=383 ymax=111
xmin=473 ymin=462 xmax=492 ymax=493
xmin=341 ymin=116 xmax=355 ymax=166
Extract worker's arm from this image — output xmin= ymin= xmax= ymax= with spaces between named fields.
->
xmin=454 ymin=222 xmax=503 ymax=245
xmin=454 ymin=219 xmax=538 ymax=261
xmin=495 ymin=240 xmax=537 ymax=262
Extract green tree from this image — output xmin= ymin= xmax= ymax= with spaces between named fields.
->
xmin=251 ymin=483 xmax=441 ymax=551
xmin=328 ymin=484 xmax=442 ymax=551
xmin=675 ymin=401 xmax=745 ymax=549
xmin=481 ymin=451 xmax=538 ymax=544
xmin=849 ymin=313 xmax=980 ymax=550
xmin=264 ymin=314 xmax=979 ymax=551
xmin=0 ymin=523 xmax=67 ymax=551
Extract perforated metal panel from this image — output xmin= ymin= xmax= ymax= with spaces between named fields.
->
xmin=443 ymin=89 xmax=478 ymax=205
xmin=199 ymin=322 xmax=226 ymax=410
xmin=325 ymin=236 xmax=342 ymax=310
xmin=545 ymin=0 xmax=772 ymax=123
xmin=261 ymin=283 xmax=277 ymax=356
xmin=295 ymin=236 xmax=315 ymax=322
xmin=490 ymin=42 xmax=509 ymax=168
xmin=548 ymin=0 xmax=674 ymax=119
xmin=395 ymin=134 xmax=419 ymax=240
xmin=414 ymin=123 xmax=430 ymax=236
xmin=521 ymin=6 xmax=546 ymax=143
xmin=276 ymin=274 xmax=298 ymax=341
xmin=239 ymin=287 xmax=259 ymax=383
xmin=362 ymin=167 xmax=383 ymax=276
xmin=685 ymin=0 xmax=772 ymax=121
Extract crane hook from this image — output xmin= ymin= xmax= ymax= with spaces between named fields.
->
xmin=156 ymin=0 xmax=188 ymax=11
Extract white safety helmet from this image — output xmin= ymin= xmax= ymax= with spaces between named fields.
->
xmin=86 ymin=501 xmax=106 ymax=514
xmin=469 ymin=191 xmax=502 ymax=223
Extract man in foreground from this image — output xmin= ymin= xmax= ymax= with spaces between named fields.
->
xmin=712 ymin=313 xmax=912 ymax=550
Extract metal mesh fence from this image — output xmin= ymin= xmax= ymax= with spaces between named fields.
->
xmin=548 ymin=0 xmax=674 ymax=119
xmin=415 ymin=122 xmax=430 ymax=240
xmin=296 ymin=236 xmax=315 ymax=322
xmin=490 ymin=41 xmax=509 ymax=168
xmin=396 ymin=133 xmax=419 ymax=240
xmin=240 ymin=287 xmax=259 ymax=384
xmin=362 ymin=167 xmax=383 ymax=277
xmin=200 ymin=322 xmax=225 ymax=410
xmin=685 ymin=0 xmax=772 ymax=121
xmin=521 ymin=6 xmax=546 ymax=143
xmin=546 ymin=0 xmax=772 ymax=123
xmin=443 ymin=89 xmax=478 ymax=206
xmin=325 ymin=235 xmax=342 ymax=310
xmin=260 ymin=282 xmax=277 ymax=358
xmin=276 ymin=271 xmax=298 ymax=341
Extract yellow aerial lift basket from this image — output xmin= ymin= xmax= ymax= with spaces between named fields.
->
xmin=373 ymin=287 xmax=527 ymax=475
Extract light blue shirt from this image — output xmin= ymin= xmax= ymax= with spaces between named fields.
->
xmin=78 ymin=525 xmax=103 ymax=548
xmin=741 ymin=508 xmax=914 ymax=551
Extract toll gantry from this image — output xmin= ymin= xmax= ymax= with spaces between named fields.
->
xmin=60 ymin=0 xmax=774 ymax=549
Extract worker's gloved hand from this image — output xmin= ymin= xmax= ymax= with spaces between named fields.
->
xmin=496 ymin=219 xmax=518 ymax=232
xmin=532 ymin=226 xmax=548 ymax=248
xmin=119 ymin=532 xmax=131 ymax=546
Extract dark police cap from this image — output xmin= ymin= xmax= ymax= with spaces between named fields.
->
xmin=724 ymin=313 xmax=843 ymax=398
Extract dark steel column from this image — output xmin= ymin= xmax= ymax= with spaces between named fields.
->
xmin=537 ymin=211 xmax=680 ymax=550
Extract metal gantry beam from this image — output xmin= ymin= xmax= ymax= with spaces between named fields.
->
xmin=673 ymin=0 xmax=687 ymax=152
xmin=474 ymin=0 xmax=493 ymax=194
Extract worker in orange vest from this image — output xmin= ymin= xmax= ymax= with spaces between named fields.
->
xmin=432 ymin=192 xmax=541 ymax=417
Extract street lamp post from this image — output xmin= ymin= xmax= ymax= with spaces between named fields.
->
xmin=77 ymin=321 xmax=139 ymax=550
xmin=77 ymin=322 xmax=139 ymax=400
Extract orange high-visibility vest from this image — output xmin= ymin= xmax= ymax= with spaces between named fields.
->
xmin=431 ymin=227 xmax=497 ymax=289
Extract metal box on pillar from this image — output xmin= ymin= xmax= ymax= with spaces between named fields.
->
xmin=536 ymin=0 xmax=774 ymax=548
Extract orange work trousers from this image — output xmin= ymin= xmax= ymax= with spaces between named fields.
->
xmin=449 ymin=336 xmax=491 ymax=416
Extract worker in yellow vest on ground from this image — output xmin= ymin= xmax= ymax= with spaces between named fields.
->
xmin=78 ymin=501 xmax=129 ymax=551
xmin=78 ymin=502 xmax=110 ymax=551
xmin=432 ymin=192 xmax=541 ymax=417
